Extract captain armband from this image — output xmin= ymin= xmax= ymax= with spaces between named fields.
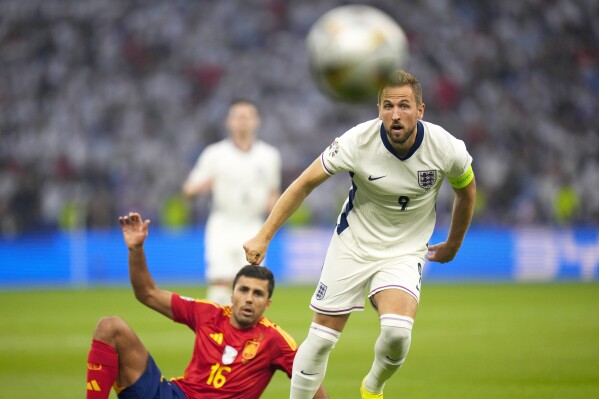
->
xmin=448 ymin=165 xmax=474 ymax=189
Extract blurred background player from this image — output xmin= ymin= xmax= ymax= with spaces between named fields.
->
xmin=182 ymin=99 xmax=282 ymax=305
xmin=244 ymin=70 xmax=476 ymax=398
xmin=85 ymin=212 xmax=327 ymax=399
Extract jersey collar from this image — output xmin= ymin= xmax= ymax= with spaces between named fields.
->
xmin=379 ymin=120 xmax=424 ymax=160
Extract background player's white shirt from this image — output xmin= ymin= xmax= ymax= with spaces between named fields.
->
xmin=320 ymin=118 xmax=472 ymax=260
xmin=187 ymin=138 xmax=281 ymax=279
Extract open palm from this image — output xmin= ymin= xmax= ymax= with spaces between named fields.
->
xmin=119 ymin=212 xmax=150 ymax=250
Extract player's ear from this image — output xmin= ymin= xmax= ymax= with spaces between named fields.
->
xmin=418 ymin=102 xmax=425 ymax=119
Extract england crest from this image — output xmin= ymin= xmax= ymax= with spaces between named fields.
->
xmin=418 ymin=170 xmax=437 ymax=190
xmin=315 ymin=282 xmax=327 ymax=300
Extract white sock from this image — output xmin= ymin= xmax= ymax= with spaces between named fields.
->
xmin=290 ymin=322 xmax=340 ymax=399
xmin=363 ymin=314 xmax=414 ymax=393
xmin=206 ymin=285 xmax=231 ymax=305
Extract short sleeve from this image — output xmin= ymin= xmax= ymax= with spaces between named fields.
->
xmin=186 ymin=146 xmax=216 ymax=186
xmin=172 ymin=294 xmax=218 ymax=331
xmin=445 ymin=138 xmax=473 ymax=182
xmin=320 ymin=134 xmax=355 ymax=176
xmin=269 ymin=325 xmax=298 ymax=377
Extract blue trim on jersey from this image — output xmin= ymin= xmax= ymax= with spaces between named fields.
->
xmin=320 ymin=152 xmax=334 ymax=175
xmin=380 ymin=120 xmax=424 ymax=160
xmin=336 ymin=173 xmax=356 ymax=235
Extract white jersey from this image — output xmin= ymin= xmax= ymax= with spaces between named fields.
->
xmin=187 ymin=138 xmax=281 ymax=279
xmin=187 ymin=138 xmax=281 ymax=222
xmin=320 ymin=118 xmax=472 ymax=260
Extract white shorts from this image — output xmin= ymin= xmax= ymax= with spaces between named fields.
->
xmin=204 ymin=215 xmax=263 ymax=282
xmin=310 ymin=232 xmax=424 ymax=315
xmin=205 ymin=237 xmax=248 ymax=282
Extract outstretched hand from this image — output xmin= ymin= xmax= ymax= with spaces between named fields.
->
xmin=119 ymin=212 xmax=151 ymax=250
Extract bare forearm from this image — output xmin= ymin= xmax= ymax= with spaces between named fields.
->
xmin=128 ymin=247 xmax=157 ymax=302
xmin=258 ymin=179 xmax=312 ymax=241
xmin=265 ymin=190 xmax=281 ymax=214
xmin=446 ymin=184 xmax=476 ymax=249
xmin=258 ymin=159 xmax=328 ymax=241
xmin=182 ymin=180 xmax=211 ymax=198
xmin=120 ymin=212 xmax=173 ymax=317
xmin=128 ymin=247 xmax=173 ymax=317
xmin=245 ymin=159 xmax=328 ymax=265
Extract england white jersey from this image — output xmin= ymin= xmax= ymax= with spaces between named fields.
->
xmin=320 ymin=118 xmax=472 ymax=260
xmin=187 ymin=138 xmax=281 ymax=263
xmin=188 ymin=139 xmax=281 ymax=220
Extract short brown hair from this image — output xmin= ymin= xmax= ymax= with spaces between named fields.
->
xmin=378 ymin=70 xmax=423 ymax=105
xmin=233 ymin=265 xmax=275 ymax=298
xmin=229 ymin=98 xmax=260 ymax=115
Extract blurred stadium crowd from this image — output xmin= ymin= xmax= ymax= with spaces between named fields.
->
xmin=1 ymin=0 xmax=598 ymax=235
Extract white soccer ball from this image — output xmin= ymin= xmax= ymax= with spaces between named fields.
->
xmin=306 ymin=5 xmax=409 ymax=103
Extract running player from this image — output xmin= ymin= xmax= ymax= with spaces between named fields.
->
xmin=183 ymin=99 xmax=281 ymax=305
xmin=244 ymin=70 xmax=476 ymax=398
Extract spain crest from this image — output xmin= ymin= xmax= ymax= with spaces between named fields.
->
xmin=418 ymin=170 xmax=437 ymax=190
xmin=242 ymin=339 xmax=260 ymax=361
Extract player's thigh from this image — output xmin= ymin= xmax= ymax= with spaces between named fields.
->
xmin=372 ymin=289 xmax=418 ymax=319
xmin=369 ymin=256 xmax=423 ymax=318
xmin=313 ymin=312 xmax=351 ymax=332
xmin=206 ymin=259 xmax=243 ymax=282
xmin=205 ymin=244 xmax=245 ymax=282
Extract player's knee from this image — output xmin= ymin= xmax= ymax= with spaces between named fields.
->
xmin=379 ymin=325 xmax=412 ymax=366
xmin=306 ymin=329 xmax=337 ymax=355
xmin=93 ymin=316 xmax=129 ymax=342
xmin=381 ymin=324 xmax=412 ymax=348
xmin=379 ymin=315 xmax=414 ymax=363
xmin=379 ymin=314 xmax=413 ymax=345
xmin=303 ymin=322 xmax=340 ymax=356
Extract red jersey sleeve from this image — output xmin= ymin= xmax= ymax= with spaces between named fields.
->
xmin=259 ymin=319 xmax=298 ymax=378
xmin=171 ymin=294 xmax=221 ymax=330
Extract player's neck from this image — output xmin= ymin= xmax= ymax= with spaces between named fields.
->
xmin=231 ymin=134 xmax=254 ymax=152
xmin=391 ymin=136 xmax=415 ymax=156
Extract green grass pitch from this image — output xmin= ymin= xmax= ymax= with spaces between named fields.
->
xmin=1 ymin=283 xmax=598 ymax=398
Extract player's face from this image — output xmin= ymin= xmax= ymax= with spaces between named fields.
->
xmin=377 ymin=85 xmax=425 ymax=154
xmin=230 ymin=276 xmax=271 ymax=329
xmin=226 ymin=103 xmax=260 ymax=138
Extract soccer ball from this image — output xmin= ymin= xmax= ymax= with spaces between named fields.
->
xmin=306 ymin=5 xmax=409 ymax=103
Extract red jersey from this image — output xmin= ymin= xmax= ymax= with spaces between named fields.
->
xmin=170 ymin=294 xmax=298 ymax=399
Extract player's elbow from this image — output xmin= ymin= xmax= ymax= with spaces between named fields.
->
xmin=181 ymin=184 xmax=196 ymax=198
xmin=133 ymin=285 xmax=158 ymax=306
xmin=134 ymin=289 xmax=152 ymax=306
xmin=134 ymin=288 xmax=172 ymax=317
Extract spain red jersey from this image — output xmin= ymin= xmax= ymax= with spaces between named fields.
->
xmin=170 ymin=294 xmax=298 ymax=399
